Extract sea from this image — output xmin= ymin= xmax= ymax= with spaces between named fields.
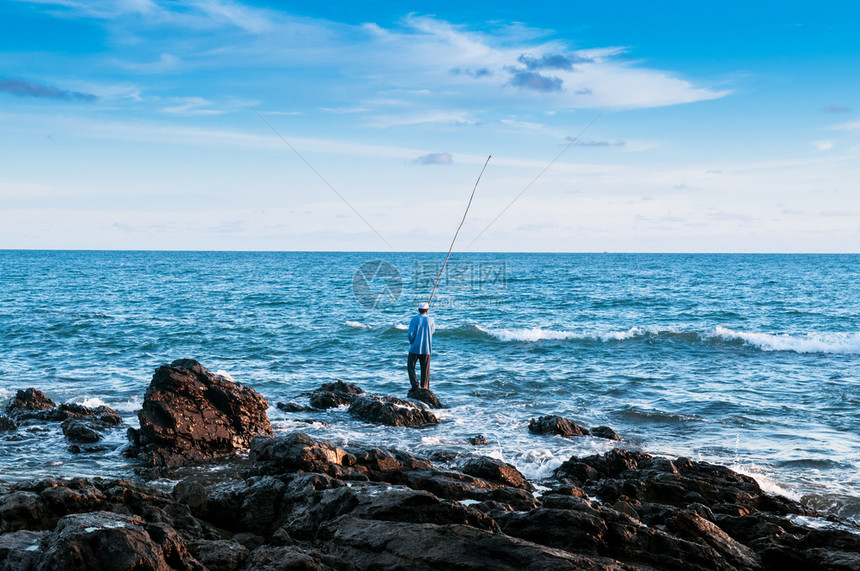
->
xmin=1 ymin=251 xmax=858 ymax=524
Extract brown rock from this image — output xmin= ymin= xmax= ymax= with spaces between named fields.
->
xmin=126 ymin=359 xmax=272 ymax=467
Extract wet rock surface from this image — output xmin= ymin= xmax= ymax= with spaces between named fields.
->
xmin=3 ymin=388 xmax=123 ymax=442
xmin=5 ymin=388 xmax=55 ymax=415
xmin=308 ymin=381 xmax=364 ymax=409
xmin=406 ymin=387 xmax=443 ymax=408
xmin=349 ymin=395 xmax=438 ymax=427
xmin=4 ymin=373 xmax=859 ymax=570
xmin=125 ymin=359 xmax=273 ymax=467
xmin=3 ymin=431 xmax=859 ymax=570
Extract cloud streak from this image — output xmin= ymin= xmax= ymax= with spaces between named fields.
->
xmin=415 ymin=152 xmax=453 ymax=165
xmin=0 ymin=78 xmax=97 ymax=101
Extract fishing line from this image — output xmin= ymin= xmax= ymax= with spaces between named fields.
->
xmin=464 ymin=112 xmax=603 ymax=250
xmin=428 ymin=154 xmax=492 ymax=306
xmin=256 ymin=111 xmax=394 ymax=250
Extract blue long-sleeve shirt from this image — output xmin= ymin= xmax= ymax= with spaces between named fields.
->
xmin=408 ymin=314 xmax=435 ymax=355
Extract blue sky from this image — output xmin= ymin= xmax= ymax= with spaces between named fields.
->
xmin=1 ymin=1 xmax=858 ymax=252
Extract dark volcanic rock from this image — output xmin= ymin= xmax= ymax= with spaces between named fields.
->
xmin=125 ymin=359 xmax=273 ymax=467
xmin=13 ymin=402 xmax=122 ymax=426
xmin=60 ymin=419 xmax=103 ymax=443
xmin=591 ymin=425 xmax=622 ymax=440
xmin=349 ymin=395 xmax=438 ymax=427
xmin=0 ymin=415 xmax=16 ymax=432
xmin=5 ymin=388 xmax=55 ymax=416
xmin=277 ymin=402 xmax=309 ymax=412
xmin=461 ymin=456 xmax=532 ymax=491
xmin=39 ymin=511 xmax=203 ymax=571
xmin=469 ymin=434 xmax=489 ymax=446
xmin=528 ymin=415 xmax=590 ymax=437
xmin=309 ymin=380 xmax=364 ymax=409
xmin=407 ymin=387 xmax=443 ymax=408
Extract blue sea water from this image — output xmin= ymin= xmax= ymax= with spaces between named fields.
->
xmin=1 ymin=251 xmax=859 ymax=523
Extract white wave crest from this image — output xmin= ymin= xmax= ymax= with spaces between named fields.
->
xmin=714 ymin=327 xmax=860 ymax=355
xmin=112 ymin=396 xmax=142 ymax=413
xmin=214 ymin=370 xmax=236 ymax=382
xmin=73 ymin=397 xmax=107 ymax=408
xmin=394 ymin=323 xmax=408 ymax=330
xmin=346 ymin=321 xmax=372 ymax=329
xmin=477 ymin=325 xmax=664 ymax=343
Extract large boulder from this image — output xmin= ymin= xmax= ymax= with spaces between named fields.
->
xmin=126 ymin=359 xmax=272 ymax=467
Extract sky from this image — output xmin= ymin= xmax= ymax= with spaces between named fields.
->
xmin=1 ymin=1 xmax=858 ymax=252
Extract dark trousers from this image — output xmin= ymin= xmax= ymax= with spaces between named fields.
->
xmin=407 ymin=352 xmax=431 ymax=389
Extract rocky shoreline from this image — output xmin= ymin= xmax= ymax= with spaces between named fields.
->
xmin=2 ymin=360 xmax=859 ymax=570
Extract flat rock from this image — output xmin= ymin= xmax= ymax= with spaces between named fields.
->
xmin=349 ymin=395 xmax=438 ymax=427
xmin=277 ymin=402 xmax=310 ymax=412
xmin=125 ymin=359 xmax=273 ymax=467
xmin=528 ymin=415 xmax=590 ymax=437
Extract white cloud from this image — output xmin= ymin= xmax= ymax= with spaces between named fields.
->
xmin=813 ymin=140 xmax=834 ymax=151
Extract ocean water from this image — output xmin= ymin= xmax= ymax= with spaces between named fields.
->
xmin=1 ymin=251 xmax=858 ymax=523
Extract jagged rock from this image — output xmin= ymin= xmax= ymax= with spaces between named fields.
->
xmin=125 ymin=359 xmax=273 ymax=467
xmin=469 ymin=434 xmax=488 ymax=446
xmin=591 ymin=425 xmax=622 ymax=440
xmin=349 ymin=395 xmax=438 ymax=427
xmin=407 ymin=387 xmax=443 ymax=408
xmin=277 ymin=402 xmax=309 ymax=412
xmin=5 ymin=388 xmax=55 ymax=415
xmin=309 ymin=381 xmax=364 ymax=409
xmin=0 ymin=416 xmax=16 ymax=432
xmin=528 ymin=415 xmax=590 ymax=437
xmin=461 ymin=456 xmax=532 ymax=491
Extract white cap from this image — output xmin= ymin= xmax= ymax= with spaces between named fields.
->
xmin=418 ymin=302 xmax=430 ymax=310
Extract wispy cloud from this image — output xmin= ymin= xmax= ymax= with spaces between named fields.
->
xmin=0 ymin=77 xmax=97 ymax=101
xmin=415 ymin=152 xmax=453 ymax=165
xmin=160 ymin=96 xmax=224 ymax=115
xmin=567 ymin=138 xmax=625 ymax=147
xmin=823 ymin=105 xmax=851 ymax=113
xmin=813 ymin=140 xmax=834 ymax=151
xmin=518 ymin=53 xmax=592 ymax=71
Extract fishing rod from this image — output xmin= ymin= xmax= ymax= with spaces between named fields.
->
xmin=427 ymin=154 xmax=492 ymax=306
xmin=464 ymin=112 xmax=603 ymax=250
xmin=256 ymin=111 xmax=394 ymax=250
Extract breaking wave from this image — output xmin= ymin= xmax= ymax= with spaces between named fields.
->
xmin=713 ymin=327 xmax=860 ymax=355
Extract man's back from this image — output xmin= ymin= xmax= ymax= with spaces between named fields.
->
xmin=408 ymin=314 xmax=435 ymax=355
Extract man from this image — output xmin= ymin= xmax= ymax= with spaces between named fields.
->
xmin=407 ymin=302 xmax=435 ymax=390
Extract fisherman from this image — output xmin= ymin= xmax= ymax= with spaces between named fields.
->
xmin=407 ymin=302 xmax=435 ymax=390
